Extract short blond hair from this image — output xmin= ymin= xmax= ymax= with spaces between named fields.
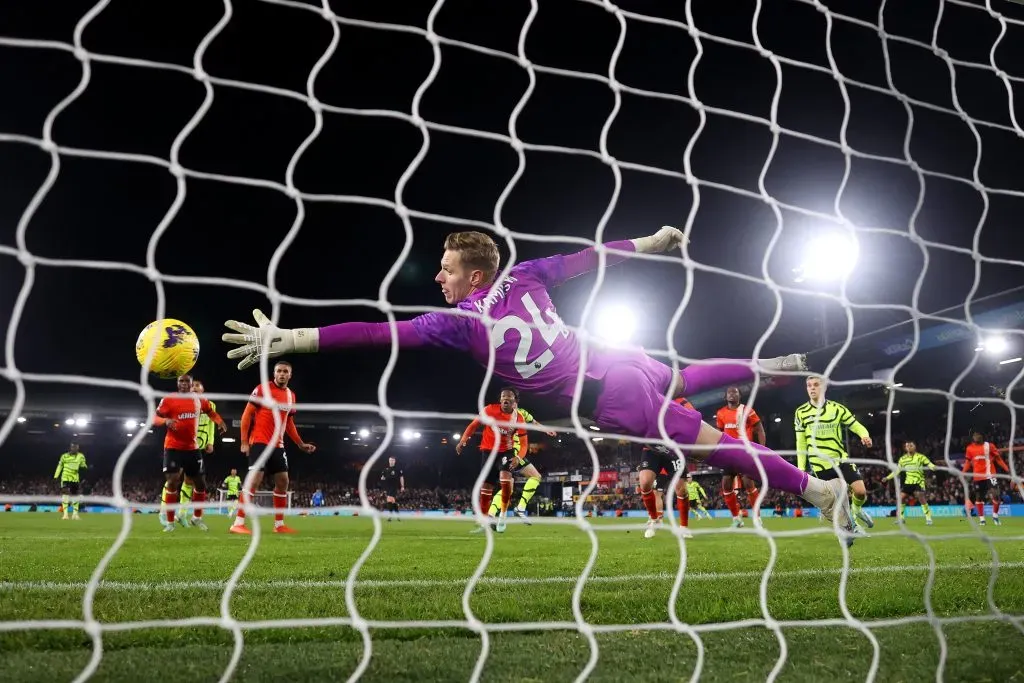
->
xmin=444 ymin=231 xmax=500 ymax=283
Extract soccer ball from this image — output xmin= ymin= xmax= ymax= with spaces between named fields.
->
xmin=135 ymin=319 xmax=200 ymax=379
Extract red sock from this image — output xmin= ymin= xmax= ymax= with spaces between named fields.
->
xmin=499 ymin=480 xmax=512 ymax=513
xmin=993 ymin=500 xmax=1001 ymax=515
xmin=236 ymin=490 xmax=252 ymax=520
xmin=192 ymin=490 xmax=206 ymax=519
xmin=480 ymin=489 xmax=494 ymax=515
xmin=723 ymin=490 xmax=740 ymax=517
xmin=641 ymin=490 xmax=659 ymax=520
xmin=747 ymin=487 xmax=760 ymax=516
xmin=273 ymin=490 xmax=287 ymax=523
xmin=977 ymin=502 xmax=986 ymax=518
xmin=165 ymin=489 xmax=179 ymax=523
xmin=965 ymin=499 xmax=974 ymax=515
xmin=678 ymin=496 xmax=690 ymax=527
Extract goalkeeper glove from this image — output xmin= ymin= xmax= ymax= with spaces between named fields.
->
xmin=222 ymin=309 xmax=319 ymax=371
xmin=631 ymin=225 xmax=686 ymax=254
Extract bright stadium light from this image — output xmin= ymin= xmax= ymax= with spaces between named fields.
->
xmin=774 ymin=417 xmax=782 ymax=423
xmin=588 ymin=425 xmax=600 ymax=431
xmin=401 ymin=429 xmax=413 ymax=440
xmin=75 ymin=418 xmax=88 ymax=427
xmin=124 ymin=420 xmax=137 ymax=429
xmin=64 ymin=418 xmax=75 ymax=426
xmin=999 ymin=357 xmax=1022 ymax=365
xmin=222 ymin=437 xmax=236 ymax=443
xmin=792 ymin=232 xmax=859 ymax=283
xmin=126 ymin=432 xmax=133 ymax=437
xmin=981 ymin=336 xmax=1009 ymax=354
xmin=349 ymin=431 xmax=356 ymax=435
xmin=358 ymin=428 xmax=370 ymax=438
xmin=16 ymin=416 xmax=26 ymax=423
xmin=452 ymin=432 xmax=460 ymax=439
xmin=593 ymin=304 xmax=636 ymax=344
xmin=414 ymin=431 xmax=421 ymax=439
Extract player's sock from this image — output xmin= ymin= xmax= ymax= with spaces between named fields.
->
xmin=747 ymin=487 xmax=761 ymax=516
xmin=159 ymin=485 xmax=168 ymax=524
xmin=488 ymin=499 xmax=500 ymax=517
xmin=61 ymin=494 xmax=70 ymax=512
xmin=851 ymin=494 xmax=866 ymax=522
xmin=723 ymin=489 xmax=740 ymax=518
xmin=72 ymin=498 xmax=80 ymax=514
xmin=233 ymin=489 xmax=252 ymax=527
xmin=499 ymin=480 xmax=513 ymax=516
xmin=678 ymin=497 xmax=690 ymax=527
xmin=993 ymin=500 xmax=1001 ymax=518
xmin=921 ymin=502 xmax=931 ymax=519
xmin=705 ymin=434 xmax=809 ymax=495
xmin=165 ymin=488 xmax=179 ymax=524
xmin=640 ymin=489 xmax=659 ymax=520
xmin=480 ymin=489 xmax=495 ymax=518
xmin=272 ymin=490 xmax=287 ymax=528
xmin=680 ymin=361 xmax=753 ymax=395
xmin=976 ymin=502 xmax=985 ymax=521
xmin=193 ymin=489 xmax=206 ymax=519
xmin=516 ymin=477 xmax=540 ymax=512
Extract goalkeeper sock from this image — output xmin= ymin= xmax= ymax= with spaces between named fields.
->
xmin=678 ymin=497 xmax=690 ymax=527
xmin=272 ymin=490 xmax=287 ymax=527
xmin=723 ymin=490 xmax=740 ymax=518
xmin=488 ymin=499 xmax=500 ymax=517
xmin=921 ymin=502 xmax=931 ymax=519
xmin=499 ymin=480 xmax=512 ymax=515
xmin=165 ymin=488 xmax=179 ymax=524
xmin=640 ymin=489 xmax=659 ymax=520
xmin=516 ymin=477 xmax=540 ymax=511
xmin=680 ymin=362 xmax=753 ymax=395
xmin=192 ymin=490 xmax=206 ymax=519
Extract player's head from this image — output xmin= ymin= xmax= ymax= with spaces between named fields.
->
xmin=972 ymin=431 xmax=984 ymax=443
xmin=904 ymin=440 xmax=917 ymax=454
xmin=436 ymin=231 xmax=500 ymax=304
xmin=69 ymin=442 xmax=79 ymax=453
xmin=230 ymin=468 xmax=237 ymax=476
xmin=176 ymin=374 xmax=192 ymax=393
xmin=388 ymin=456 xmax=396 ymax=466
xmin=806 ymin=375 xmax=826 ymax=403
xmin=273 ymin=361 xmax=292 ymax=387
xmin=725 ymin=386 xmax=741 ymax=405
xmin=685 ymin=473 xmax=693 ymax=481
xmin=499 ymin=387 xmax=519 ymax=414
xmin=191 ymin=379 xmax=205 ymax=393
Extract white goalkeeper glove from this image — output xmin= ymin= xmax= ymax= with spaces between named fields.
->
xmin=631 ymin=225 xmax=686 ymax=254
xmin=222 ymin=309 xmax=319 ymax=371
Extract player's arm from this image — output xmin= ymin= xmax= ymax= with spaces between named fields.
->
xmin=838 ymin=405 xmax=872 ymax=446
xmin=919 ymin=453 xmax=937 ymax=472
xmin=515 ymin=430 xmax=529 ymax=460
xmin=399 ymin=471 xmax=405 ymax=491
xmin=78 ymin=454 xmax=87 ymax=471
xmin=200 ymin=399 xmax=228 ymax=434
xmin=457 ymin=417 xmax=482 ymax=454
xmin=994 ymin=450 xmax=1010 ymax=473
xmin=240 ymin=403 xmax=256 ymax=451
xmin=715 ymin=409 xmax=726 ymax=431
xmin=53 ymin=456 xmax=64 ymax=480
xmin=749 ymin=411 xmax=766 ymax=446
xmin=794 ymin=413 xmax=809 ymax=472
xmin=962 ymin=451 xmax=973 ymax=472
xmin=285 ymin=414 xmax=316 ymax=453
xmin=697 ymin=483 xmax=707 ymax=500
xmin=152 ymin=398 xmax=176 ymax=429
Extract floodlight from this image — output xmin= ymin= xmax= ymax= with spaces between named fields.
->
xmin=593 ymin=304 xmax=636 ymax=344
xmin=64 ymin=418 xmax=75 ymax=426
xmin=75 ymin=418 xmax=87 ymax=427
xmin=401 ymin=429 xmax=413 ymax=440
xmin=358 ymin=428 xmax=370 ymax=438
xmin=793 ymin=232 xmax=859 ymax=283
xmin=982 ymin=336 xmax=1009 ymax=354
xmin=124 ymin=420 xmax=137 ymax=429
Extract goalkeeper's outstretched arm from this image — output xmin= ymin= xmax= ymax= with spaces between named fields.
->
xmin=222 ymin=227 xmax=685 ymax=370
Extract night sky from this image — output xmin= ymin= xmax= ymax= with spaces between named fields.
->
xmin=2 ymin=0 xmax=1024 ymax=424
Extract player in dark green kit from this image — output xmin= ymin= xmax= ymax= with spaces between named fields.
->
xmin=54 ymin=442 xmax=88 ymax=520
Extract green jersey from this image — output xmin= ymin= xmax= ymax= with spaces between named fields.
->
xmin=54 ymin=452 xmax=88 ymax=483
xmin=794 ymin=400 xmax=869 ymax=472
xmin=223 ymin=475 xmax=242 ymax=496
xmin=197 ymin=399 xmax=217 ymax=450
xmin=884 ymin=452 xmax=935 ymax=487
xmin=686 ymin=481 xmax=706 ymax=502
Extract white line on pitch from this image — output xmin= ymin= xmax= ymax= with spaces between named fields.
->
xmin=2 ymin=560 xmax=1023 ymax=593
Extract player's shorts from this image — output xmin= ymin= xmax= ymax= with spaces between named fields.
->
xmin=384 ymin=486 xmax=399 ymax=499
xmin=479 ymin=449 xmax=516 ymax=485
xmin=248 ymin=443 xmax=289 ymax=475
xmin=226 ymin=493 xmax=239 ymax=502
xmin=811 ymin=461 xmax=861 ymax=484
xmin=971 ymin=478 xmax=996 ymax=499
xmin=901 ymin=482 xmax=924 ymax=496
xmin=60 ymin=481 xmax=80 ymax=495
xmin=507 ymin=456 xmax=532 ymax=474
xmin=638 ymin=448 xmax=684 ymax=482
xmin=163 ymin=449 xmax=204 ymax=478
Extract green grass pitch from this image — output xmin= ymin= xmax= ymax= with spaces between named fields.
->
xmin=2 ymin=513 xmax=1023 ymax=682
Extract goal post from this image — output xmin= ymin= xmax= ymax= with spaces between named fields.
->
xmin=2 ymin=1 xmax=1024 ymax=682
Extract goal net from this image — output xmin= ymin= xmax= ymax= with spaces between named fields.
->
xmin=2 ymin=0 xmax=1024 ymax=681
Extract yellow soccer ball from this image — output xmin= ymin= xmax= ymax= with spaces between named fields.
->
xmin=135 ymin=319 xmax=200 ymax=379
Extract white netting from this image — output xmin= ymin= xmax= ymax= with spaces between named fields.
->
xmin=2 ymin=0 xmax=1024 ymax=681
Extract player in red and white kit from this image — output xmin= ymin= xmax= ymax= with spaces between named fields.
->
xmin=457 ymin=387 xmax=528 ymax=534
xmin=154 ymin=374 xmax=227 ymax=533
xmin=962 ymin=431 xmax=1011 ymax=525
xmin=231 ymin=361 xmax=316 ymax=535
xmin=637 ymin=396 xmax=694 ymax=539
xmin=715 ymin=386 xmax=766 ymax=529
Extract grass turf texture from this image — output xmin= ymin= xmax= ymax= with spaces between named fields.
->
xmin=2 ymin=514 xmax=1023 ymax=682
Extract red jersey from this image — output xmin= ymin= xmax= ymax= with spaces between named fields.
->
xmin=463 ymin=404 xmax=525 ymax=453
xmin=716 ymin=404 xmax=760 ymax=440
xmin=963 ymin=442 xmax=1009 ymax=481
xmin=157 ymin=394 xmax=220 ymax=451
xmin=247 ymin=383 xmax=297 ymax=447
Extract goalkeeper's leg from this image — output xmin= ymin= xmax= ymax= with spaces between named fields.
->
xmin=592 ymin=361 xmax=855 ymax=538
